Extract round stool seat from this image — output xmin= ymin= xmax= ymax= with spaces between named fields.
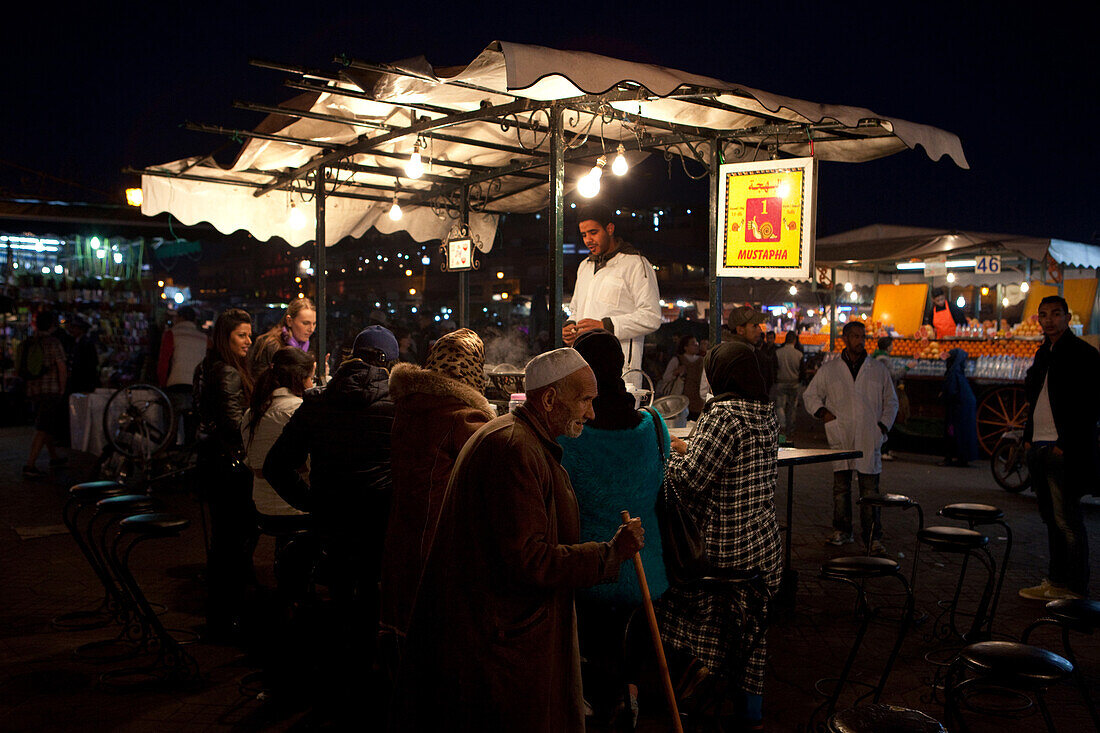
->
xmin=940 ymin=503 xmax=1004 ymax=523
xmin=959 ymin=641 xmax=1073 ymax=685
xmin=860 ymin=493 xmax=916 ymax=508
xmin=823 ymin=555 xmax=900 ymax=579
xmin=1044 ymin=598 xmax=1100 ymax=632
xmin=70 ymin=480 xmax=126 ymax=497
xmin=918 ymin=526 xmax=989 ymax=552
xmin=95 ymin=494 xmax=158 ymax=514
xmin=828 ymin=703 xmax=946 ymax=733
xmin=119 ymin=512 xmax=190 ymax=536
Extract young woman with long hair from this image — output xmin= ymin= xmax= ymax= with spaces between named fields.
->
xmin=248 ymin=297 xmax=316 ymax=378
xmin=242 ymin=347 xmax=315 ymax=516
xmin=193 ymin=307 xmax=256 ymax=640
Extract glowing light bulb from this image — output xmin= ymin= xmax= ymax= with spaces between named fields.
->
xmin=421 ymin=255 xmax=430 ymax=265
xmin=1020 ymin=281 xmax=1030 ymax=293
xmin=389 ymin=197 xmax=403 ymax=221
xmin=125 ymin=188 xmax=143 ymax=207
xmin=288 ymin=204 xmax=306 ymax=230
xmin=611 ymin=144 xmax=628 ymax=176
xmin=496 ymin=271 xmax=504 ymax=279
xmin=956 ymin=296 xmax=966 ymax=308
xmin=789 ymin=285 xmax=798 ymax=295
xmin=54 ymin=265 xmax=63 ymax=274
xmin=981 ymin=286 xmax=990 ymax=295
xmin=1002 ymin=297 xmax=1010 ymax=307
xmin=844 ymin=282 xmax=853 ymax=292
xmin=946 ymin=272 xmax=956 ymax=283
xmin=113 ymin=252 xmax=123 ymax=264
xmin=173 ymin=292 xmax=185 ymax=304
xmin=405 ymin=148 xmax=424 ymax=179
xmin=404 ymin=269 xmax=412 ymax=277
xmin=577 ymin=171 xmax=601 ymax=198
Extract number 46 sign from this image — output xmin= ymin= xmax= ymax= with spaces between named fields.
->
xmin=975 ymin=255 xmax=1001 ymax=274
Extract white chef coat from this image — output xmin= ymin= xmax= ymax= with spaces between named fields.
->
xmin=803 ymin=353 xmax=899 ymax=474
xmin=568 ymin=247 xmax=662 ymax=380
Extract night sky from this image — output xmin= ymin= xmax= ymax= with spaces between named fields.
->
xmin=4 ymin=2 xmax=1095 ymax=243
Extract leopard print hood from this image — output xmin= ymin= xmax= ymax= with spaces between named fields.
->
xmin=388 ymin=362 xmax=493 ymax=415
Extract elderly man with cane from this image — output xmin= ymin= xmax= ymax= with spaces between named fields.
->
xmin=393 ymin=347 xmax=646 ymax=732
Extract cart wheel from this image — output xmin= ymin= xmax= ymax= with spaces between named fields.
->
xmin=975 ymin=386 xmax=1028 ymax=457
xmin=990 ymin=439 xmax=1031 ymax=493
xmin=102 ymin=384 xmax=176 ymax=462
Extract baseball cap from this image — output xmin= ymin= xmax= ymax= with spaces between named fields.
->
xmin=727 ymin=305 xmax=767 ymax=329
xmin=352 ymin=325 xmax=399 ymax=363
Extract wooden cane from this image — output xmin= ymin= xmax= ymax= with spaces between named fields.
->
xmin=621 ymin=510 xmax=683 ymax=733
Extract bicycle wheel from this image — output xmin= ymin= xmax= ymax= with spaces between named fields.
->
xmin=102 ymin=384 xmax=176 ymax=462
xmin=990 ymin=439 xmax=1030 ymax=493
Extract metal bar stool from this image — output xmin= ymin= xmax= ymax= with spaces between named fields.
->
xmin=73 ymin=494 xmax=160 ymax=662
xmin=648 ymin=569 xmax=770 ymax=731
xmin=53 ymin=481 xmax=129 ymax=630
xmin=811 ymin=556 xmax=915 ymax=730
xmin=944 ymin=641 xmax=1075 ymax=732
xmin=1022 ymin=599 xmax=1100 ymax=730
xmin=99 ymin=512 xmax=199 ymax=687
xmin=913 ymin=526 xmax=995 ymax=643
xmin=938 ymin=503 xmax=1012 ymax=638
xmin=861 ymin=493 xmax=925 ymax=561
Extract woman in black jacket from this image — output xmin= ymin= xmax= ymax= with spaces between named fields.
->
xmin=194 ymin=307 xmax=255 ymax=639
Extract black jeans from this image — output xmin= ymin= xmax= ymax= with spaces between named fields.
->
xmin=1028 ymin=445 xmax=1090 ymax=595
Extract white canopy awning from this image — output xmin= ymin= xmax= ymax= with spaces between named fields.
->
xmin=141 ymin=41 xmax=968 ymax=250
xmin=814 ymin=224 xmax=1100 ymax=268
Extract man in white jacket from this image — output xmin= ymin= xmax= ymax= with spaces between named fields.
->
xmin=562 ymin=204 xmax=661 ymax=385
xmin=803 ymin=321 xmax=898 ymax=554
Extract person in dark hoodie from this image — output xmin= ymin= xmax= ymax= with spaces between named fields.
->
xmin=263 ymin=324 xmax=397 ymax=699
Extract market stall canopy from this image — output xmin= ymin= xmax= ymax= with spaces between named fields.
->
xmin=139 ymin=41 xmax=969 ymax=250
xmin=815 ymin=224 xmax=1100 ymax=268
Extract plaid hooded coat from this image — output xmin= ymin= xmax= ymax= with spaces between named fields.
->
xmin=656 ymin=396 xmax=782 ymax=695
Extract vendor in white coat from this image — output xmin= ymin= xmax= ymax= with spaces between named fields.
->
xmin=803 ymin=321 xmax=898 ymax=554
xmin=562 ymin=204 xmax=661 ymax=386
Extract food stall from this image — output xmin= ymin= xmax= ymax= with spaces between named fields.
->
xmin=812 ymin=226 xmax=1100 ymax=453
xmin=136 ymin=41 xmax=967 ymax=363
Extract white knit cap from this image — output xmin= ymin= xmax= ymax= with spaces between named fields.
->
xmin=524 ymin=347 xmax=590 ymax=392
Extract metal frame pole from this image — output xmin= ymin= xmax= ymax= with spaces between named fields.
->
xmin=314 ymin=168 xmax=327 ymax=371
xmin=549 ymin=105 xmax=565 ymax=349
xmin=459 ymin=186 xmax=470 ymax=328
xmin=708 ymin=139 xmax=722 ymax=346
xmin=829 ymin=267 xmax=837 ymax=352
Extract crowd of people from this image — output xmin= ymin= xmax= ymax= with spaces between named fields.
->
xmin=12 ymin=198 xmax=1095 ymax=730
xmin=178 ymin=289 xmax=795 ymax=731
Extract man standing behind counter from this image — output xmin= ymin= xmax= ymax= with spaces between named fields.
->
xmin=562 ymin=204 xmax=661 ymax=383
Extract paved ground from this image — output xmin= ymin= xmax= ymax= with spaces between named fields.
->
xmin=1 ymin=422 xmax=1098 ymax=731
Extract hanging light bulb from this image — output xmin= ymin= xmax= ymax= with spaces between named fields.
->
xmin=577 ymin=155 xmax=606 ymax=198
xmin=405 ymin=140 xmax=424 ymax=180
xmin=611 ymin=144 xmax=628 ymax=176
xmin=946 ymin=272 xmax=956 ymax=284
xmin=788 ymin=285 xmax=798 ymax=296
xmin=388 ymin=192 xmax=403 ymax=221
xmin=288 ymin=203 xmax=306 ymax=230
xmin=1020 ymin=281 xmax=1030 ymax=293
xmin=577 ymin=171 xmax=600 ymax=198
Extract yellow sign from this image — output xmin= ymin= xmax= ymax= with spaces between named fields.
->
xmin=716 ymin=157 xmax=816 ymax=280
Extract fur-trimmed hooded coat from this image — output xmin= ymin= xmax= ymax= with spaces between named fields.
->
xmin=379 ymin=362 xmax=494 ymax=636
